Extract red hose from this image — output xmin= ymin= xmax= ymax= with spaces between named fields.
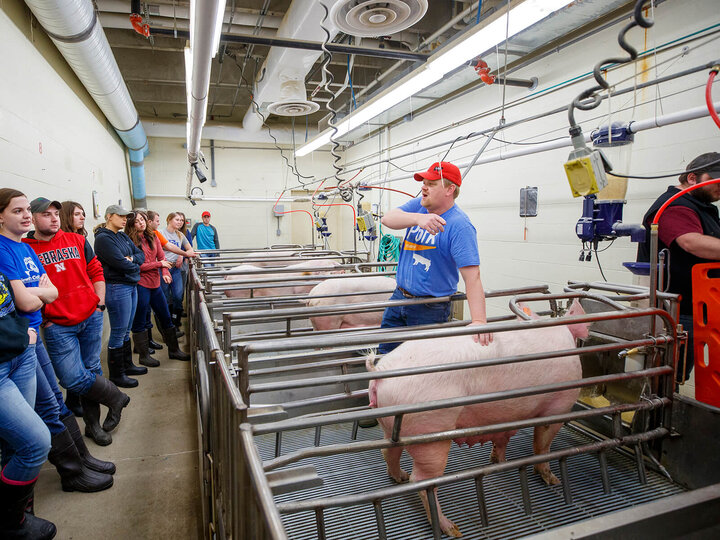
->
xmin=652 ymin=177 xmax=720 ymax=225
xmin=272 ymin=190 xmax=314 ymax=229
xmin=706 ymin=67 xmax=720 ymax=130
xmin=312 ymin=180 xmax=357 ymax=225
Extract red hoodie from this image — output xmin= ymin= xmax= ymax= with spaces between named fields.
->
xmin=23 ymin=230 xmax=104 ymax=325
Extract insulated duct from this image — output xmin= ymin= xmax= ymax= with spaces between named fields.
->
xmin=23 ymin=0 xmax=150 ymax=208
xmin=242 ymin=0 xmax=341 ymax=132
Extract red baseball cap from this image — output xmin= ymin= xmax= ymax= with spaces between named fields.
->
xmin=413 ymin=161 xmax=462 ymax=186
xmin=202 ymin=211 xmax=211 ymax=218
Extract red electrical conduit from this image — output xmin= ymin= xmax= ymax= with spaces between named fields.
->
xmin=706 ymin=65 xmax=720 ymax=130
xmin=312 ymin=180 xmax=357 ymax=225
xmin=272 ymin=190 xmax=315 ymax=230
xmin=652 ymin=177 xmax=720 ymax=225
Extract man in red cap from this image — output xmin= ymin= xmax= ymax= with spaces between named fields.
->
xmin=190 ymin=211 xmax=220 ymax=252
xmin=378 ymin=161 xmax=492 ymax=353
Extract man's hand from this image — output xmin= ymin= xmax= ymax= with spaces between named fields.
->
xmin=468 ymin=320 xmax=493 ymax=346
xmin=417 ymin=213 xmax=446 ymax=235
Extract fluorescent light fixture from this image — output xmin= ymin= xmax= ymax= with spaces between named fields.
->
xmin=212 ymin=0 xmax=227 ymax=58
xmin=296 ymin=0 xmax=571 ymax=157
xmin=189 ymin=0 xmax=195 ymax=49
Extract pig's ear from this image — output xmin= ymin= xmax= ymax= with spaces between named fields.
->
xmin=517 ymin=302 xmax=540 ymax=320
xmin=565 ymin=299 xmax=590 ymax=339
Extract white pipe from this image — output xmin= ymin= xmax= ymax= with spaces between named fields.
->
xmin=187 ymin=0 xmax=224 ymax=163
xmin=354 ymin=101 xmax=720 ymax=188
xmin=147 ymin=194 xmax=305 ymax=203
xmin=97 ymin=12 xmax=276 ymax=37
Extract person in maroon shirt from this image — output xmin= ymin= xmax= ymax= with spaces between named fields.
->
xmin=124 ymin=211 xmax=189 ymax=364
xmin=638 ymin=152 xmax=720 ymax=382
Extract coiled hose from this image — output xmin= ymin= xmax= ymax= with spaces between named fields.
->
xmin=377 ymin=233 xmax=401 ymax=272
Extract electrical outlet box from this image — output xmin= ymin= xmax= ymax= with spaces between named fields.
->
xmin=273 ymin=205 xmax=284 ymax=217
xmin=565 ymin=151 xmax=608 ymax=198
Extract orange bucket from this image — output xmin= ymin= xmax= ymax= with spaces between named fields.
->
xmin=692 ymin=262 xmax=720 ymax=407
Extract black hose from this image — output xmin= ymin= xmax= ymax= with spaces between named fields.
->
xmin=568 ymin=0 xmax=654 ymax=133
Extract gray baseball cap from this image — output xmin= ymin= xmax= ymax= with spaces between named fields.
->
xmin=105 ymin=204 xmax=133 ymax=217
xmin=29 ymin=197 xmax=62 ymax=214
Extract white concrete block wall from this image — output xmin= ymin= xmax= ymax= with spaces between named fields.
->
xmin=343 ymin=0 xmax=720 ymax=323
xmin=0 ymin=10 xmax=131 ymax=240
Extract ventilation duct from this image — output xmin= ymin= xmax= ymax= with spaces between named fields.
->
xmin=266 ymin=74 xmax=321 ymax=117
xmin=23 ymin=0 xmax=150 ymax=208
xmin=329 ymin=0 xmax=429 ymax=37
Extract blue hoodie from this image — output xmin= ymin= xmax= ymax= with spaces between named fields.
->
xmin=94 ymin=227 xmax=145 ymax=285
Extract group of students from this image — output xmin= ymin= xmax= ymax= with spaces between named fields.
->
xmin=0 ymin=188 xmax=195 ymax=539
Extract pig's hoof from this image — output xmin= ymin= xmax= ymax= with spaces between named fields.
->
xmin=390 ymin=469 xmax=409 ymax=483
xmin=442 ymin=520 xmax=463 ymax=538
xmin=536 ymin=466 xmax=560 ymax=486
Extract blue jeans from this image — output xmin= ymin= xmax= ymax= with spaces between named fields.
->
xmin=34 ymin=339 xmax=69 ymax=435
xmin=106 ymin=283 xmax=138 ymax=348
xmin=378 ymin=288 xmax=452 ymax=354
xmin=132 ymin=285 xmax=173 ymax=333
xmin=0 ymin=345 xmax=51 ymax=482
xmin=678 ymin=313 xmax=694 ymax=383
xmin=43 ymin=310 xmax=103 ymax=394
xmin=161 ymin=267 xmax=184 ymax=311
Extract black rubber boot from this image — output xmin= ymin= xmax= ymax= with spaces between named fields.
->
xmin=148 ymin=328 xmax=164 ymax=350
xmin=0 ymin=477 xmax=56 ymax=540
xmin=64 ymin=390 xmax=83 ymax=417
xmin=83 ymin=376 xmax=131 ymax=433
xmin=122 ymin=340 xmax=147 ymax=376
xmin=81 ymin=398 xmax=112 ymax=446
xmin=161 ymin=327 xmax=190 ymax=361
xmin=171 ymin=307 xmax=185 ymax=338
xmin=107 ymin=346 xmax=138 ymax=388
xmin=47 ymin=429 xmax=113 ymax=493
xmin=133 ymin=331 xmax=159 ymax=368
xmin=61 ymin=414 xmax=116 ymax=475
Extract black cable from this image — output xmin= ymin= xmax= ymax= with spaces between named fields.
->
xmin=568 ymin=0 xmax=653 ymax=132
xmin=610 ymin=156 xmax=720 ymax=179
xmin=594 ymin=246 xmax=608 ymax=282
xmin=595 ymin=238 xmax=616 ymax=252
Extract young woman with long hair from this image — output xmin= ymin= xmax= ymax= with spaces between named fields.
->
xmin=124 ymin=212 xmax=189 ymax=364
xmin=160 ymin=212 xmax=194 ymax=330
xmin=59 ymin=201 xmax=87 ymax=237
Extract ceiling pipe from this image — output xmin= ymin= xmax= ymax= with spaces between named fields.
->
xmin=145 ymin=120 xmax=319 ymax=145
xmin=99 ymin=13 xmax=277 ymax=38
xmin=187 ymin=0 xmax=225 ymax=165
xmin=241 ymin=0 xmax=341 ymax=133
xmin=23 ymin=0 xmax=150 ymax=208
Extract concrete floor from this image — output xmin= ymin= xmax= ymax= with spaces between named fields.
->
xmin=34 ymin=335 xmax=201 ymax=540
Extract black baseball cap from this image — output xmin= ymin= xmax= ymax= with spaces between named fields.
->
xmin=29 ymin=197 xmax=62 ymax=213
xmin=685 ymin=152 xmax=720 ymax=177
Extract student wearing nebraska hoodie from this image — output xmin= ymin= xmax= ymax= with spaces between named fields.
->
xmin=25 ymin=198 xmax=131 ymax=448
xmin=93 ymin=205 xmax=145 ymax=389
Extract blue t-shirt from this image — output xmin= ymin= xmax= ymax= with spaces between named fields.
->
xmin=193 ymin=223 xmax=218 ymax=250
xmin=0 ymin=234 xmax=46 ymax=330
xmin=395 ymin=197 xmax=480 ymax=297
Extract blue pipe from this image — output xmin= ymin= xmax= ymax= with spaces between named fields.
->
xmin=116 ymin=120 xmax=150 ymax=208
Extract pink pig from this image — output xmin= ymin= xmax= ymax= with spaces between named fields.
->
xmin=366 ymin=300 xmax=589 ymax=537
xmin=224 ymin=260 xmax=342 ymax=298
xmin=306 ymin=276 xmax=396 ymax=331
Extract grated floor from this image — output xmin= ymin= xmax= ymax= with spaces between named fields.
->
xmin=256 ymin=424 xmax=685 ymax=539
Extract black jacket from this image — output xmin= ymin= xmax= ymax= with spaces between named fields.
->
xmin=637 ymin=186 xmax=720 ymax=315
xmin=94 ymin=227 xmax=145 ymax=285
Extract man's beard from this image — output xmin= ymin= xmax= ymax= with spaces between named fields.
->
xmin=690 ymin=185 xmax=718 ymax=204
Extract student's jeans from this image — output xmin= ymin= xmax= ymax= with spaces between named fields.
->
xmin=106 ymin=283 xmax=138 ymax=348
xmin=377 ymin=288 xmax=452 ymax=355
xmin=132 ymin=285 xmax=173 ymax=332
xmin=161 ymin=267 xmax=184 ymax=312
xmin=33 ymin=339 xmax=72 ymax=435
xmin=43 ymin=309 xmax=103 ymax=394
xmin=0 ymin=345 xmax=51 ymax=482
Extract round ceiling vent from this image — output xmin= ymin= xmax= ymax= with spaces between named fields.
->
xmin=267 ymin=100 xmax=320 ymax=117
xmin=330 ymin=0 xmax=428 ymax=37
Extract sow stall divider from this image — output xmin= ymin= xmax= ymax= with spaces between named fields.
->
xmin=186 ymin=251 xmax=718 ymax=539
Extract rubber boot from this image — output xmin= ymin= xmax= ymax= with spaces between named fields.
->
xmin=172 ymin=307 xmax=185 ymax=338
xmin=161 ymin=327 xmax=190 ymax=361
xmin=133 ymin=331 xmax=159 ymax=368
xmin=148 ymin=328 xmax=164 ymax=350
xmin=133 ymin=342 xmax=155 ymax=355
xmin=64 ymin=390 xmax=83 ymax=417
xmin=0 ymin=476 xmax=57 ymax=540
xmin=80 ymin=398 xmax=112 ymax=446
xmin=122 ymin=340 xmax=147 ymax=376
xmin=83 ymin=376 xmax=131 ymax=433
xmin=61 ymin=414 xmax=115 ymax=475
xmin=47 ymin=429 xmax=113 ymax=493
xmin=107 ymin=346 xmax=137 ymax=388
